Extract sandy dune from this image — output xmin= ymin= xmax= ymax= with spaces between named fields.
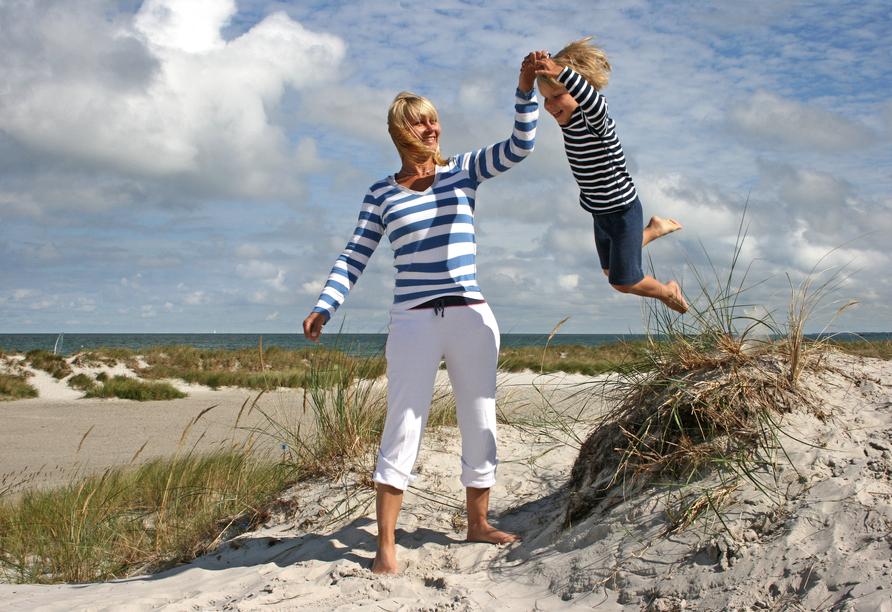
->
xmin=1 ymin=352 xmax=890 ymax=611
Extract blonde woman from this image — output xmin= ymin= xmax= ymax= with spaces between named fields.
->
xmin=303 ymin=53 xmax=544 ymax=574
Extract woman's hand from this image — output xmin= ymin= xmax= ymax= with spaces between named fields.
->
xmin=302 ymin=312 xmax=326 ymax=341
xmin=519 ymin=50 xmax=549 ymax=92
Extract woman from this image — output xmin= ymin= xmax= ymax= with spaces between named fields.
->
xmin=303 ymin=52 xmax=544 ymax=574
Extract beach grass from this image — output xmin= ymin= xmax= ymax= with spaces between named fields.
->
xmin=25 ymin=349 xmax=72 ymax=380
xmin=81 ymin=376 xmax=187 ymax=401
xmin=498 ymin=340 xmax=651 ymax=376
xmin=0 ymin=373 xmax=38 ymax=401
xmin=0 ymin=337 xmax=394 ymax=584
xmin=562 ymin=216 xmax=860 ymax=533
xmin=0 ymin=444 xmax=291 ymax=583
xmin=827 ymin=338 xmax=892 ymax=360
xmin=68 ymin=343 xmax=387 ymax=391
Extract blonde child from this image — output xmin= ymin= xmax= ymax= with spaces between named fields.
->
xmin=526 ymin=38 xmax=687 ymax=313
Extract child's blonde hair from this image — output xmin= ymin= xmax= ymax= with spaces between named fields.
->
xmin=538 ymin=37 xmax=611 ymax=92
xmin=387 ymin=92 xmax=448 ymax=167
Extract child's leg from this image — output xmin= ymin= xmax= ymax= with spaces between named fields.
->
xmin=612 ymin=276 xmax=688 ymax=313
xmin=596 ymin=201 xmax=688 ymax=314
xmin=642 ymin=216 xmax=682 ymax=247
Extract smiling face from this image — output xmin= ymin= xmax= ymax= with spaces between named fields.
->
xmin=410 ymin=115 xmax=440 ymax=152
xmin=388 ymin=92 xmax=446 ymax=166
xmin=538 ymin=80 xmax=579 ymax=125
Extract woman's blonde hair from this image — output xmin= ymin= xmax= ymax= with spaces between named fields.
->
xmin=538 ymin=37 xmax=611 ymax=92
xmin=387 ymin=92 xmax=448 ymax=167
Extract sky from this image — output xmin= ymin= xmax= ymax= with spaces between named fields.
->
xmin=1 ymin=0 xmax=890 ymax=336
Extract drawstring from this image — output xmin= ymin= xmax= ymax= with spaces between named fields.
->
xmin=410 ymin=296 xmax=484 ymax=315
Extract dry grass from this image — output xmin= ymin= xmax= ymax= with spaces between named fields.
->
xmin=564 ymin=341 xmax=817 ymax=527
xmin=562 ymin=214 xmax=855 ymax=531
xmin=0 ymin=439 xmax=291 ymax=584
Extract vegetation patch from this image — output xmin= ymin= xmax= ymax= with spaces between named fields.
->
xmin=499 ymin=340 xmax=650 ymax=376
xmin=25 ymin=350 xmax=72 ymax=380
xmin=0 ymin=447 xmax=291 ymax=583
xmin=72 ymin=344 xmax=386 ymax=391
xmin=67 ymin=373 xmax=98 ymax=393
xmin=0 ymin=373 xmax=38 ymax=401
xmin=83 ymin=376 xmax=187 ymax=401
xmin=828 ymin=338 xmax=892 ymax=361
xmin=563 ymin=217 xmax=853 ymax=531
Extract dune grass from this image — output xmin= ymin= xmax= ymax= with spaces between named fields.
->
xmin=562 ymin=215 xmax=860 ymax=533
xmin=81 ymin=376 xmax=187 ymax=401
xmin=25 ymin=349 xmax=72 ymax=380
xmin=65 ymin=343 xmax=387 ymax=392
xmin=0 ymin=373 xmax=38 ymax=401
xmin=0 ymin=446 xmax=291 ymax=583
xmin=498 ymin=340 xmax=651 ymax=376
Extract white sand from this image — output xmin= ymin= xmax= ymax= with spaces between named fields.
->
xmin=1 ymin=352 xmax=890 ymax=611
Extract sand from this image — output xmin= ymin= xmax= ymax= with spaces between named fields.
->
xmin=0 ymin=352 xmax=890 ymax=611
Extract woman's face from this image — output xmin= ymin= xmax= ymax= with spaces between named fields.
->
xmin=410 ymin=115 xmax=441 ymax=152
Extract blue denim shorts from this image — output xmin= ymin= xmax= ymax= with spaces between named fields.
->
xmin=593 ymin=197 xmax=645 ymax=287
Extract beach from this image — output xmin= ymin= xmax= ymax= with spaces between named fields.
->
xmin=1 ymin=351 xmax=891 ymax=611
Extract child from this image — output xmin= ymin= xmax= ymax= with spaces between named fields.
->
xmin=527 ymin=38 xmax=688 ymax=313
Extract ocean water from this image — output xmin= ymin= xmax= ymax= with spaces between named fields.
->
xmin=1 ymin=331 xmax=889 ymax=357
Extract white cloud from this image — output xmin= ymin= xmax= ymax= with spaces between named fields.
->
xmin=558 ymin=274 xmax=579 ymax=290
xmin=727 ymin=90 xmax=875 ymax=151
xmin=234 ymin=243 xmax=265 ymax=260
xmin=0 ymin=0 xmax=346 ymax=201
xmin=236 ymin=260 xmax=280 ymax=281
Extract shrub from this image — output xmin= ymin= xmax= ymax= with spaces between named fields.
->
xmin=67 ymin=373 xmax=97 ymax=393
xmin=83 ymin=376 xmax=187 ymax=401
xmin=0 ymin=374 xmax=38 ymax=401
xmin=25 ymin=350 xmax=71 ymax=380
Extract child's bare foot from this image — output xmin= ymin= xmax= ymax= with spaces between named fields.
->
xmin=467 ymin=523 xmax=519 ymax=545
xmin=643 ymin=216 xmax=682 ymax=247
xmin=371 ymin=544 xmax=399 ymax=574
xmin=648 ymin=216 xmax=682 ymax=236
xmin=661 ymin=280 xmax=688 ymax=314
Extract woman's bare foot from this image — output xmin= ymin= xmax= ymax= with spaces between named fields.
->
xmin=661 ymin=280 xmax=688 ymax=314
xmin=643 ymin=216 xmax=682 ymax=247
xmin=467 ymin=523 xmax=519 ymax=545
xmin=371 ymin=544 xmax=399 ymax=574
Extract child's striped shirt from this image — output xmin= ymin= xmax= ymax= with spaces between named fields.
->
xmin=557 ymin=66 xmax=637 ymax=214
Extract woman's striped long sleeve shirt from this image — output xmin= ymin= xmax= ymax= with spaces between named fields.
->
xmin=311 ymin=90 xmax=538 ymax=323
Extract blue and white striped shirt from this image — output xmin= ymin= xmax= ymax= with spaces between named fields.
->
xmin=557 ymin=67 xmax=637 ymax=214
xmin=312 ymin=90 xmax=537 ymax=322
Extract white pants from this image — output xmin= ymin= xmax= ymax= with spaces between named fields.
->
xmin=373 ymin=302 xmax=500 ymax=491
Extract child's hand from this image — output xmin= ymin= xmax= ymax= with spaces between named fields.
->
xmin=519 ymin=50 xmax=549 ymax=93
xmin=533 ymin=55 xmax=563 ymax=79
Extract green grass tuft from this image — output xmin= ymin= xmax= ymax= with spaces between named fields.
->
xmin=0 ymin=373 xmax=38 ymax=401
xmin=25 ymin=350 xmax=72 ymax=380
xmin=83 ymin=376 xmax=187 ymax=401
xmin=0 ymin=448 xmax=291 ymax=583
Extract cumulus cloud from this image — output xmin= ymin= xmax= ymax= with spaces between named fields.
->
xmin=0 ymin=0 xmax=346 ymax=201
xmin=727 ymin=90 xmax=876 ymax=151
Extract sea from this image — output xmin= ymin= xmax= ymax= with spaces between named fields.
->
xmin=1 ymin=332 xmax=890 ymax=357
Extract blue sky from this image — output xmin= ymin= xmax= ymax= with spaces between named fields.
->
xmin=1 ymin=0 xmax=890 ymax=336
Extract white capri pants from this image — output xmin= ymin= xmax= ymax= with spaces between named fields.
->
xmin=373 ymin=301 xmax=500 ymax=491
